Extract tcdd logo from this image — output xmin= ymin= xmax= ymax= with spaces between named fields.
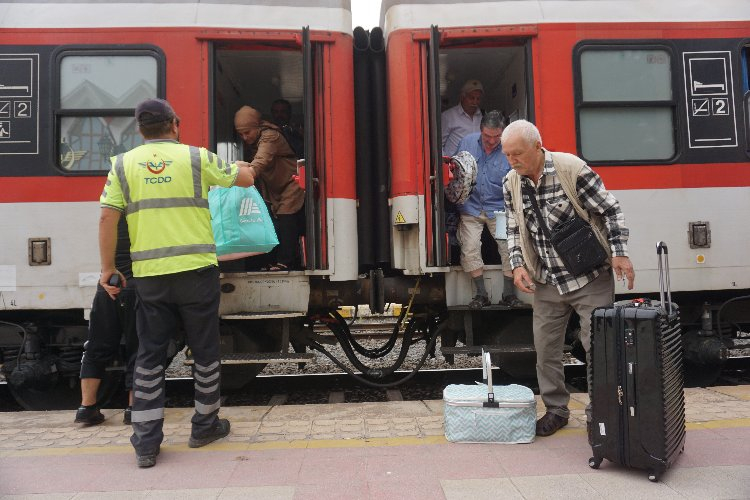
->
xmin=145 ymin=176 xmax=172 ymax=184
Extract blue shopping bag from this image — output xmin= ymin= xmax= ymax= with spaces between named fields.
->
xmin=209 ymin=185 xmax=279 ymax=261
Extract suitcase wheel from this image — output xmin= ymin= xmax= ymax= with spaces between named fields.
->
xmin=648 ymin=471 xmax=659 ymax=482
xmin=588 ymin=457 xmax=602 ymax=470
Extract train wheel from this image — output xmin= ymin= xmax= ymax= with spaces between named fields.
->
xmin=683 ymin=360 xmax=724 ymax=388
xmin=9 ymin=368 xmax=123 ymax=411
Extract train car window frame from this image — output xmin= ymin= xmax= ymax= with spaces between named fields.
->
xmin=742 ymin=42 xmax=750 ymax=156
xmin=52 ymin=46 xmax=166 ymax=174
xmin=573 ymin=41 xmax=680 ymax=165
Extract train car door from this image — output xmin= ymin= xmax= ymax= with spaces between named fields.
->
xmin=209 ymin=28 xmax=329 ymax=274
xmin=421 ymin=26 xmax=536 ymax=271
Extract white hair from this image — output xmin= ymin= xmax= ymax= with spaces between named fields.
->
xmin=501 ymin=119 xmax=542 ymax=147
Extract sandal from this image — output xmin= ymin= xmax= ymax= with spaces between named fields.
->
xmin=468 ymin=295 xmax=490 ymax=310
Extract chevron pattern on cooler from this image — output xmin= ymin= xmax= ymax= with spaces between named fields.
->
xmin=443 ymin=384 xmax=536 ymax=443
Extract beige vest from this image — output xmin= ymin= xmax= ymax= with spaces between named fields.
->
xmin=506 ymin=151 xmax=611 ymax=282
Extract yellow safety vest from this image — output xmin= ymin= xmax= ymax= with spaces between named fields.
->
xmin=100 ymin=140 xmax=238 ymax=277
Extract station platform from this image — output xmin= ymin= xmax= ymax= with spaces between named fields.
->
xmin=1 ymin=385 xmax=749 ymax=499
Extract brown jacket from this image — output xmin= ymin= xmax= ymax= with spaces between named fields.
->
xmin=246 ymin=121 xmax=305 ymax=215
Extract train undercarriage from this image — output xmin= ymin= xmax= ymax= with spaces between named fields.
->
xmin=1 ymin=272 xmax=748 ymax=411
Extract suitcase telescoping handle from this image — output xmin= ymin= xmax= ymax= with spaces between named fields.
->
xmin=656 ymin=241 xmax=673 ymax=315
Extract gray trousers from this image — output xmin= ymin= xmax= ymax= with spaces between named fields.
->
xmin=130 ymin=265 xmax=223 ymax=455
xmin=533 ymin=270 xmax=614 ymax=420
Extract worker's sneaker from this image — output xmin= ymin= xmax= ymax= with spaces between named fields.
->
xmin=136 ymin=447 xmax=160 ymax=468
xmin=74 ymin=406 xmax=104 ymax=426
xmin=188 ymin=418 xmax=231 ymax=448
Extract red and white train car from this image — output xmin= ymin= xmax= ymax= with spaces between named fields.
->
xmin=0 ymin=0 xmax=358 ymax=407
xmin=382 ymin=0 xmax=750 ymax=376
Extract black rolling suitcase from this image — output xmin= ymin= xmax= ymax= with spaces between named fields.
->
xmin=588 ymin=242 xmax=686 ymax=482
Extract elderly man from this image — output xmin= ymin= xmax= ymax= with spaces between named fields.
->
xmin=455 ymin=110 xmax=521 ymax=309
xmin=441 ymin=79 xmax=484 ymax=157
xmin=234 ymin=105 xmax=305 ymax=271
xmin=501 ymin=119 xmax=635 ymax=437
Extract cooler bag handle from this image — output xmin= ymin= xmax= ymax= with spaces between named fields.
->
xmin=656 ymin=241 xmax=673 ymax=314
xmin=482 ymin=350 xmax=500 ymax=408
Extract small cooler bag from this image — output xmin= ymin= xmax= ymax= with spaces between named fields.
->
xmin=443 ymin=353 xmax=536 ymax=444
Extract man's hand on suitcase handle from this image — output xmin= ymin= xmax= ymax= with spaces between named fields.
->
xmin=612 ymin=256 xmax=635 ymax=290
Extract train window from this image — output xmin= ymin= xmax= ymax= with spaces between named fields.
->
xmin=56 ymin=53 xmax=160 ymax=172
xmin=576 ymin=47 xmax=676 ymax=163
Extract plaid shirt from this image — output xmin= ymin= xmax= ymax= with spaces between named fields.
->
xmin=503 ymin=149 xmax=629 ymax=294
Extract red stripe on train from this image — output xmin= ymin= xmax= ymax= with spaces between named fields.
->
xmin=1 ymin=162 xmax=749 ymax=204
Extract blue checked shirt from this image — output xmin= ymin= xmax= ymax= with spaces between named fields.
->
xmin=456 ymin=132 xmax=512 ymax=218
xmin=502 ymin=149 xmax=629 ymax=294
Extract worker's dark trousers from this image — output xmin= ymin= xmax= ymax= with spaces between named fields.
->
xmin=130 ymin=265 xmax=222 ymax=455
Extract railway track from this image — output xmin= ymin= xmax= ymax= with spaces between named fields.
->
xmin=2 ymin=359 xmax=748 ymax=412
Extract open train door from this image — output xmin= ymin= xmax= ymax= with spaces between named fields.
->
xmin=426 ymin=25 xmax=449 ymax=268
xmin=301 ymin=26 xmax=324 ymax=271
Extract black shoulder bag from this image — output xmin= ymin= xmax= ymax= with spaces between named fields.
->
xmin=523 ymin=184 xmax=607 ymax=276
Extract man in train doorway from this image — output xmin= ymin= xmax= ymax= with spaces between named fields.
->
xmin=234 ymin=105 xmax=306 ymax=271
xmin=270 ymin=98 xmax=305 ymax=159
xmin=442 ymin=79 xmax=485 ymax=265
xmin=501 ymin=119 xmax=635 ymax=437
xmin=99 ymin=98 xmax=255 ymax=467
xmin=455 ymin=110 xmax=523 ymax=309
xmin=441 ymin=79 xmax=484 ymax=157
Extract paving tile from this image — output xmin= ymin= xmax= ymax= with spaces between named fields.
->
xmin=218 ymin=486 xmax=295 ymax=500
xmin=662 ymin=465 xmax=750 ymax=499
xmin=510 ymin=473 xmax=601 ymax=499
xmin=441 ymin=478 xmax=524 ymax=500
xmin=146 ymin=488 xmax=222 ymax=499
xmin=581 ymin=468 xmax=684 ymax=498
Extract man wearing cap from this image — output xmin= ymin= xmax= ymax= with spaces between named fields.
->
xmin=99 ymin=98 xmax=255 ymax=468
xmin=234 ymin=105 xmax=305 ymax=271
xmin=441 ymin=79 xmax=484 ymax=157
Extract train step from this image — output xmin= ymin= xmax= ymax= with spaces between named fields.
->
xmin=441 ymin=344 xmax=572 ymax=355
xmin=184 ymin=352 xmax=315 ymax=365
xmin=447 ymin=304 xmax=532 ymax=311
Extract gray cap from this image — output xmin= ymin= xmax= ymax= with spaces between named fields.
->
xmin=135 ymin=98 xmax=176 ymax=126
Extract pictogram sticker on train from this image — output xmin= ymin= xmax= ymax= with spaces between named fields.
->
xmin=0 ymin=54 xmax=39 ymax=153
xmin=682 ymin=51 xmax=737 ymax=149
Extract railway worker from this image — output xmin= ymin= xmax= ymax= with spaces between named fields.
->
xmin=234 ymin=105 xmax=306 ymax=271
xmin=99 ymin=98 xmax=255 ymax=468
xmin=455 ymin=110 xmax=523 ymax=309
xmin=441 ymin=79 xmax=484 ymax=157
xmin=75 ymin=217 xmax=137 ymax=426
xmin=501 ymin=119 xmax=635 ymax=437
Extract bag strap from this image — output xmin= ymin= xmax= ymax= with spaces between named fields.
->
xmin=522 ymin=184 xmax=553 ymax=241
